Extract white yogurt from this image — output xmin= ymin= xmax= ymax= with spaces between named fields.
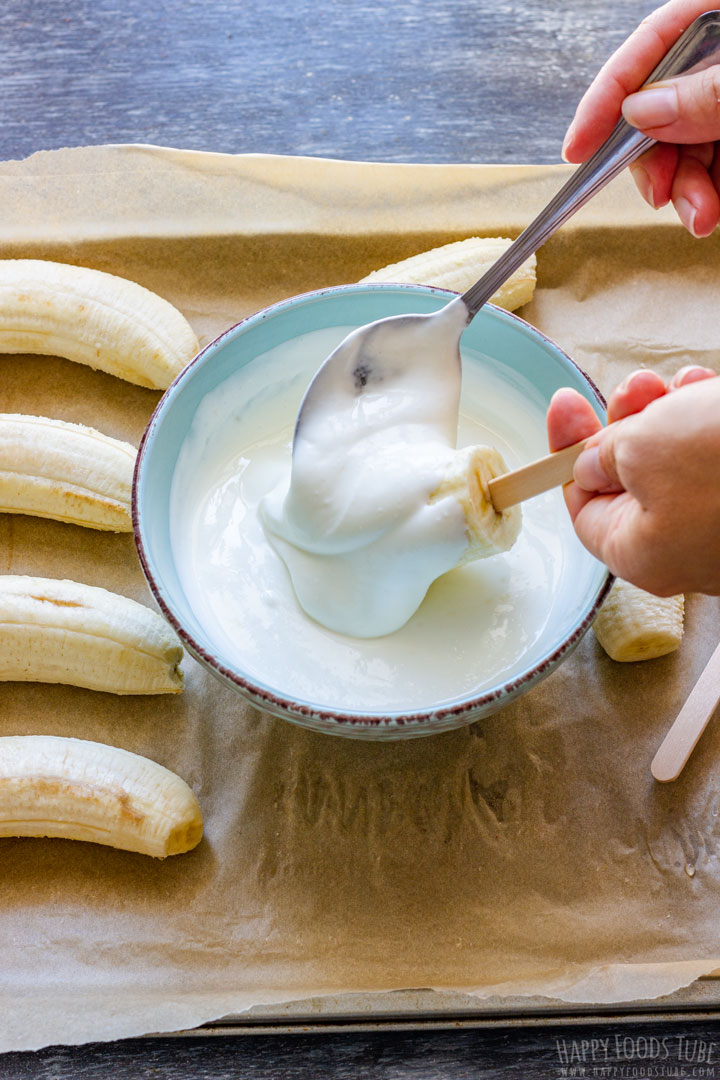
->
xmin=170 ymin=322 xmax=574 ymax=712
xmin=259 ymin=299 xmax=519 ymax=638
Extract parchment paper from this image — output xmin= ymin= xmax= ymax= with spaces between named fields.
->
xmin=1 ymin=145 xmax=720 ymax=1052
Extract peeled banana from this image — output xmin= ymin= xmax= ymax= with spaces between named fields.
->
xmin=359 ymin=237 xmax=537 ymax=311
xmin=0 ymin=413 xmax=135 ymax=531
xmin=0 ymin=735 xmax=202 ymax=857
xmin=593 ymin=579 xmax=685 ymax=662
xmin=0 ymin=259 xmax=199 ymax=389
xmin=431 ymin=444 xmax=521 ymax=560
xmin=0 ymin=576 xmax=183 ymax=693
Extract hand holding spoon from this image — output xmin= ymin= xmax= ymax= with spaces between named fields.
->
xmin=294 ymin=11 xmax=720 ymax=448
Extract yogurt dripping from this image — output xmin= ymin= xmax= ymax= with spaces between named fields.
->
xmin=260 ymin=299 xmax=520 ymax=637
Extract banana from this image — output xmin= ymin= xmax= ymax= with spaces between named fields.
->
xmin=359 ymin=237 xmax=537 ymax=311
xmin=431 ymin=444 xmax=522 ymax=560
xmin=0 ymin=413 xmax=136 ymax=531
xmin=0 ymin=576 xmax=183 ymax=693
xmin=0 ymin=259 xmax=199 ymax=389
xmin=593 ymin=579 xmax=685 ymax=662
xmin=0 ymin=735 xmax=202 ymax=857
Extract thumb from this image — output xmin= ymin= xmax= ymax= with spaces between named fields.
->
xmin=573 ymin=424 xmax=624 ymax=494
xmin=622 ymin=67 xmax=720 ymax=143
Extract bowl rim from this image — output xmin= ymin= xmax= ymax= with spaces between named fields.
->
xmin=133 ymin=282 xmax=613 ymax=732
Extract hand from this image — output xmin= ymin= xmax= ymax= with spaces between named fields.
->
xmin=546 ymin=366 xmax=720 ymax=595
xmin=562 ymin=1 xmax=720 ymax=236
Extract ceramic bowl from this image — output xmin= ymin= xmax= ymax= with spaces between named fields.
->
xmin=133 ymin=284 xmax=611 ymax=740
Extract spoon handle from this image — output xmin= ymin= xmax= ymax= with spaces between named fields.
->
xmin=461 ymin=10 xmax=720 ymax=320
xmin=488 ymin=437 xmax=589 ymax=511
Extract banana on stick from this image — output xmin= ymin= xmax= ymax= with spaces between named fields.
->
xmin=0 ymin=413 xmax=136 ymax=531
xmin=359 ymin=237 xmax=537 ymax=311
xmin=0 ymin=735 xmax=202 ymax=857
xmin=593 ymin=579 xmax=685 ymax=662
xmin=0 ymin=259 xmax=199 ymax=389
xmin=0 ymin=576 xmax=183 ymax=693
xmin=431 ymin=444 xmax=521 ymax=560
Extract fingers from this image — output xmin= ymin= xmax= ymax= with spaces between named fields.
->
xmin=550 ymin=364 xmax=720 ymax=595
xmin=607 ymin=369 xmax=666 ymax=423
xmin=620 ymin=68 xmax=720 ymax=234
xmin=573 ymin=365 xmax=717 ymax=497
xmin=573 ymin=425 xmax=624 ymax=495
xmin=562 ymin=0 xmax=715 ymax=162
xmin=671 ymin=143 xmax=720 ymax=236
xmin=546 ymin=368 xmax=717 ymax=528
xmin=574 ymin=373 xmax=667 ymax=493
xmin=604 ymin=366 xmax=715 ymax=423
xmin=668 ymin=364 xmax=717 ymax=388
xmin=546 ymin=388 xmax=603 ymax=451
xmin=622 ymin=67 xmax=720 ymax=145
xmin=563 ymin=71 xmax=632 ymax=162
xmin=546 ymin=376 xmax=668 ymax=517
xmin=546 ymin=388 xmax=604 ymax=524
xmin=629 ymin=143 xmax=678 ymax=208
xmin=627 ymin=142 xmax=720 ymax=234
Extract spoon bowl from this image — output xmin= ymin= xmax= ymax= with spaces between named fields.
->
xmin=294 ymin=297 xmax=468 ymax=443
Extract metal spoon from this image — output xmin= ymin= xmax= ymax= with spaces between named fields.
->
xmin=295 ymin=10 xmax=720 ymax=447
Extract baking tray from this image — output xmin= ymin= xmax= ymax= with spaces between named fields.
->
xmin=161 ymin=981 xmax=720 ymax=1035
xmin=3 ymin=146 xmax=720 ymax=1052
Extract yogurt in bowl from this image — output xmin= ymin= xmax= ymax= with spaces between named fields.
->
xmin=133 ymin=284 xmax=611 ymax=739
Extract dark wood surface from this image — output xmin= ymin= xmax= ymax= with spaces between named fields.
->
xmin=6 ymin=0 xmax=716 ymax=1076
xmin=5 ymin=1021 xmax=720 ymax=1079
xmin=2 ymin=0 xmax=652 ymax=166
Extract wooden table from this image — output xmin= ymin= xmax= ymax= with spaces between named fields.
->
xmin=3 ymin=0 xmax=648 ymax=166
xmin=6 ymin=0 xmax=720 ymax=1076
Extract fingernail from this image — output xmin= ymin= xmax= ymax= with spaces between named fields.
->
xmin=674 ymin=196 xmax=698 ymax=237
xmin=669 ymin=364 xmax=716 ymax=387
xmin=573 ymin=446 xmax=611 ymax=492
xmin=616 ymin=368 xmax=647 ymax=394
xmin=561 ymin=124 xmax=575 ymax=162
xmin=629 ymin=164 xmax=656 ymax=209
xmin=622 ymin=84 xmax=679 ymax=129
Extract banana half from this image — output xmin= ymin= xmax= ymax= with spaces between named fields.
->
xmin=359 ymin=237 xmax=537 ymax=312
xmin=0 ymin=413 xmax=136 ymax=531
xmin=0 ymin=259 xmax=199 ymax=389
xmin=0 ymin=576 xmax=184 ymax=693
xmin=0 ymin=735 xmax=202 ymax=858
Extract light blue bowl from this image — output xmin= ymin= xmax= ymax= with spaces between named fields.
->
xmin=133 ymin=284 xmax=611 ymax=739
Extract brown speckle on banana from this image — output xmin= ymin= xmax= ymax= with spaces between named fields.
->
xmin=0 ymin=413 xmax=136 ymax=531
xmin=0 ymin=736 xmax=202 ymax=858
xmin=0 ymin=576 xmax=184 ymax=693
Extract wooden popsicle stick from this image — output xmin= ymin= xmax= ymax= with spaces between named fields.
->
xmin=488 ymin=438 xmax=589 ymax=512
xmin=651 ymin=641 xmax=720 ymax=783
